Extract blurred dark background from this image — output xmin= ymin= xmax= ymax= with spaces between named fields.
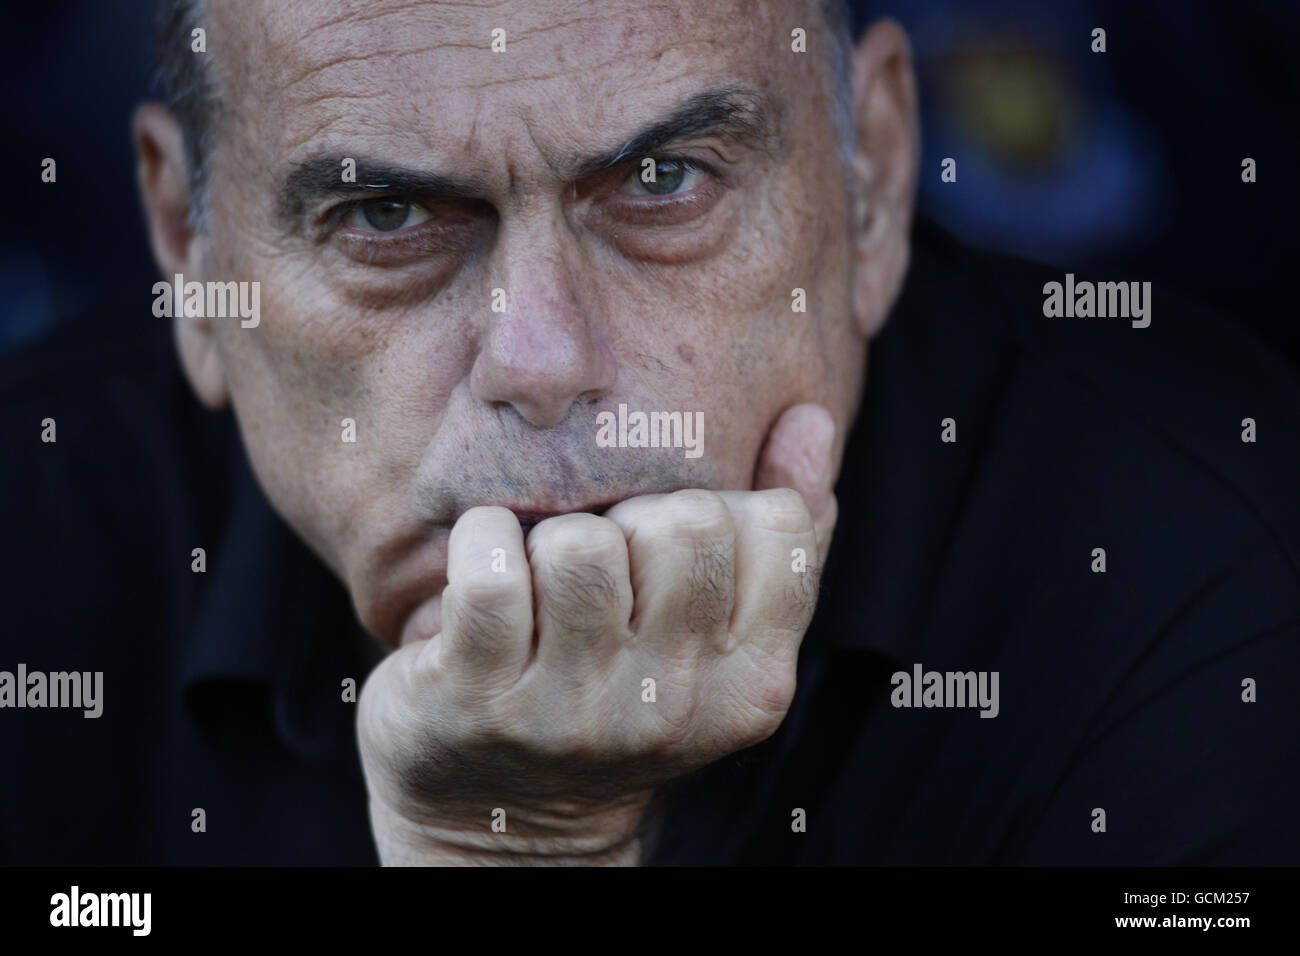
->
xmin=3 ymin=0 xmax=1297 ymax=364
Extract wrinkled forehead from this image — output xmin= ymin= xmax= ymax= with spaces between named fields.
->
xmin=211 ymin=0 xmax=808 ymax=177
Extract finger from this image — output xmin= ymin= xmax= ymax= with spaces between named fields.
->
xmin=715 ymin=489 xmax=820 ymax=663
xmin=439 ymin=506 xmax=533 ymax=688
xmin=602 ymin=489 xmax=736 ymax=657
xmin=753 ymin=402 xmax=838 ymax=564
xmin=526 ymin=513 xmax=633 ymax=681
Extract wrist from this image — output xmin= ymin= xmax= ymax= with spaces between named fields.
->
xmin=368 ymin=791 xmax=652 ymax=866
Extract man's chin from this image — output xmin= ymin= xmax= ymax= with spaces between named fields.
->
xmin=349 ymin=528 xmax=451 ymax=650
xmin=397 ymin=593 xmax=443 ymax=649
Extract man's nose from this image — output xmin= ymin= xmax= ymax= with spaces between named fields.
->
xmin=469 ymin=219 xmax=616 ymax=429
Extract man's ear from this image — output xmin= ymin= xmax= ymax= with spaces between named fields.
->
xmin=848 ymin=19 xmax=920 ymax=342
xmin=133 ymin=102 xmax=229 ymax=409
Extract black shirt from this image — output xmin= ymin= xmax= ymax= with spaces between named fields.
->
xmin=3 ymin=218 xmax=1298 ymax=865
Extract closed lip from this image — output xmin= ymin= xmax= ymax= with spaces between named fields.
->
xmin=492 ymin=487 xmax=694 ymax=531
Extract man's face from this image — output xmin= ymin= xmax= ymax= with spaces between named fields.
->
xmin=180 ymin=0 xmax=879 ymax=646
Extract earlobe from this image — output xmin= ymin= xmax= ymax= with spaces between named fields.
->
xmin=175 ymin=314 xmax=230 ymax=409
xmin=848 ymin=19 xmax=920 ymax=341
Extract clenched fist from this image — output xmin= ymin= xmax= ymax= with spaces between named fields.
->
xmin=357 ymin=404 xmax=838 ymax=865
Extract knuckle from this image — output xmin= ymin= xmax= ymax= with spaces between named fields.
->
xmin=529 ymin=519 xmax=628 ymax=637
xmin=758 ymin=665 xmax=798 ymax=717
xmin=452 ymin=571 xmax=529 ymax=611
xmin=685 ymin=539 xmax=735 ymax=633
xmin=529 ymin=513 xmax=625 ymax=564
xmin=652 ymin=489 xmax=732 ymax=541
xmin=717 ymin=654 xmax=798 ymax=748
xmin=737 ymin=670 xmax=797 ymax=745
xmin=444 ymin=589 xmax=522 ymax=656
xmin=776 ymin=574 xmax=821 ymax=631
xmin=537 ymin=562 xmax=620 ymax=639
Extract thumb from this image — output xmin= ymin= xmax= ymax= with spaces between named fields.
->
xmin=753 ymin=403 xmax=838 ymax=564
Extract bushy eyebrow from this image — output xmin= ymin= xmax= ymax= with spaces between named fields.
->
xmin=561 ymin=86 xmax=781 ymax=180
xmin=278 ymin=159 xmax=485 ymax=224
xmin=276 ymin=85 xmax=780 ymax=223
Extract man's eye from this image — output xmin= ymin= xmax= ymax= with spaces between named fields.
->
xmin=620 ymin=159 xmax=707 ymax=197
xmin=343 ymin=198 xmax=432 ymax=232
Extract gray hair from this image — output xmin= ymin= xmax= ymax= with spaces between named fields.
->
xmin=156 ymin=0 xmax=217 ymax=232
xmin=155 ymin=0 xmax=858 ymax=230
xmin=821 ymin=0 xmax=858 ymax=165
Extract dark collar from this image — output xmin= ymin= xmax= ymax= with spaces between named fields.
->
xmin=179 ymin=422 xmax=384 ymax=763
xmin=808 ymin=217 xmax=1023 ymax=664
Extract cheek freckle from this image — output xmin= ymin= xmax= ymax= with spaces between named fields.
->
xmin=677 ymin=343 xmax=696 ymax=365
